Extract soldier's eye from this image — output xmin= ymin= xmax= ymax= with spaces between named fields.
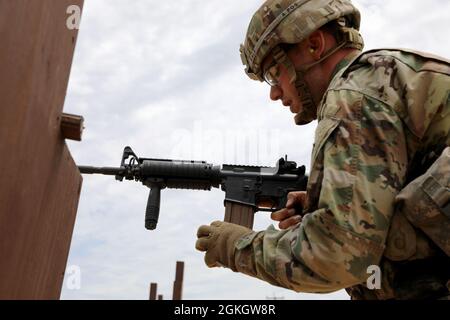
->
xmin=263 ymin=63 xmax=280 ymax=86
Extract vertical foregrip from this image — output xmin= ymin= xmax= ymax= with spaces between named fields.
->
xmin=145 ymin=187 xmax=161 ymax=230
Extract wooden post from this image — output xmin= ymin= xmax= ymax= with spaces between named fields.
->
xmin=149 ymin=283 xmax=157 ymax=300
xmin=158 ymin=294 xmax=163 ymax=300
xmin=0 ymin=0 xmax=84 ymax=299
xmin=172 ymin=261 xmax=184 ymax=300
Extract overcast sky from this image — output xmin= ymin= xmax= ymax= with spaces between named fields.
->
xmin=61 ymin=0 xmax=450 ymax=300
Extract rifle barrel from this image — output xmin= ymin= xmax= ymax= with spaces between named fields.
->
xmin=78 ymin=166 xmax=123 ymax=176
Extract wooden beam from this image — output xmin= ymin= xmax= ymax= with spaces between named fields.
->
xmin=61 ymin=113 xmax=85 ymax=141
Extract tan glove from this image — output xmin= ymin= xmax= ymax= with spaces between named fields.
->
xmin=195 ymin=221 xmax=253 ymax=271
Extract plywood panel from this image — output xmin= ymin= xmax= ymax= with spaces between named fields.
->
xmin=0 ymin=0 xmax=84 ymax=299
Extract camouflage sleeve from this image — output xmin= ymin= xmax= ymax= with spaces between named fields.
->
xmin=233 ymin=90 xmax=408 ymax=293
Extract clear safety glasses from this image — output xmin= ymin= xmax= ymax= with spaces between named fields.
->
xmin=263 ymin=61 xmax=280 ymax=87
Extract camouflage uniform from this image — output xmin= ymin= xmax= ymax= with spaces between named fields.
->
xmin=233 ymin=48 xmax=450 ymax=299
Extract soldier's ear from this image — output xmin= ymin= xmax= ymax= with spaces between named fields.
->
xmin=306 ymin=30 xmax=326 ymax=60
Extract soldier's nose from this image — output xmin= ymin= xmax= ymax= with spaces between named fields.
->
xmin=270 ymin=86 xmax=282 ymax=101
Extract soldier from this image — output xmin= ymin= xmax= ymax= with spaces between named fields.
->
xmin=196 ymin=0 xmax=450 ymax=299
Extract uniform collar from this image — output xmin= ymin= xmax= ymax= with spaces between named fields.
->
xmin=329 ymin=50 xmax=362 ymax=81
xmin=315 ymin=50 xmax=363 ymax=121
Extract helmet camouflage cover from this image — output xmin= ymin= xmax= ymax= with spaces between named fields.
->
xmin=240 ymin=0 xmax=364 ymax=81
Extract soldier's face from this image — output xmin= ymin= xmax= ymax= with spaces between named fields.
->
xmin=262 ymin=39 xmax=330 ymax=124
xmin=262 ymin=56 xmax=303 ymax=116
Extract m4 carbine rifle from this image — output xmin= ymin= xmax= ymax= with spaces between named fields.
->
xmin=78 ymin=146 xmax=307 ymax=230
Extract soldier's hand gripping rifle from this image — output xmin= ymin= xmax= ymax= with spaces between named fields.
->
xmin=78 ymin=146 xmax=307 ymax=230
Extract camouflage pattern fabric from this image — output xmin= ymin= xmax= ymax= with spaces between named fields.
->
xmin=394 ymin=147 xmax=450 ymax=257
xmin=233 ymin=49 xmax=450 ymax=299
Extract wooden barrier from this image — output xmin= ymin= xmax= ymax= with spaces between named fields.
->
xmin=0 ymin=0 xmax=84 ymax=299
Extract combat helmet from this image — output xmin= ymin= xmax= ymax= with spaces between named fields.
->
xmin=240 ymin=0 xmax=364 ymax=124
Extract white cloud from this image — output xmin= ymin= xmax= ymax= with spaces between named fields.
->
xmin=61 ymin=0 xmax=449 ymax=300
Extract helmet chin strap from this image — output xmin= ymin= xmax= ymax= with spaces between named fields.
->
xmin=293 ymin=42 xmax=346 ymax=125
xmin=293 ymin=76 xmax=316 ymax=125
xmin=272 ymin=42 xmax=346 ymax=125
